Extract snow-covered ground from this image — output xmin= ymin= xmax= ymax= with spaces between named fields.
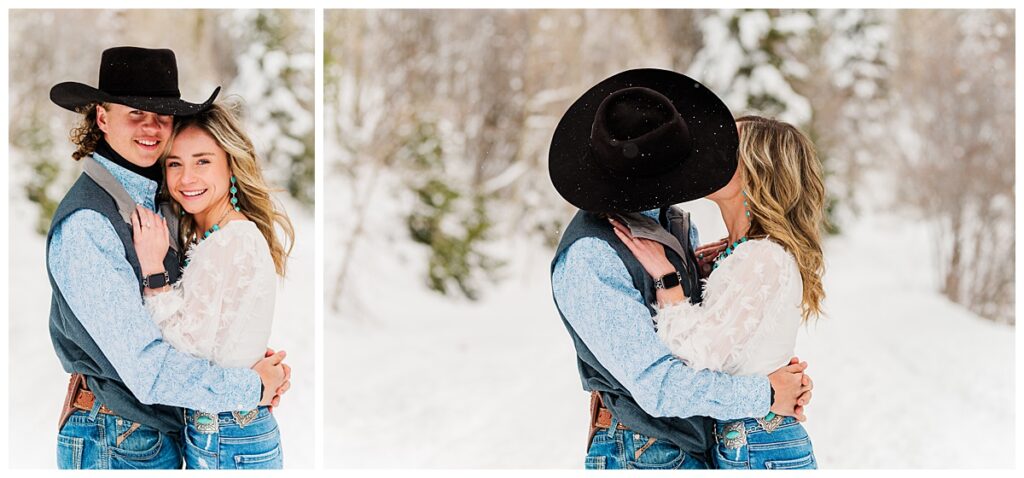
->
xmin=326 ymin=189 xmax=1015 ymax=468
xmin=7 ymin=194 xmax=315 ymax=469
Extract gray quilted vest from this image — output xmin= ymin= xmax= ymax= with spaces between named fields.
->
xmin=551 ymin=207 xmax=714 ymax=459
xmin=47 ymin=157 xmax=184 ymax=434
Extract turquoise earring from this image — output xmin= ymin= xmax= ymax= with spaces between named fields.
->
xmin=744 ymin=190 xmax=751 ymax=219
xmin=230 ymin=175 xmax=240 ymax=212
xmin=713 ymin=191 xmax=751 ymax=270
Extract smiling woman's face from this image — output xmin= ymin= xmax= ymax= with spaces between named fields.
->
xmin=164 ymin=125 xmax=231 ymax=215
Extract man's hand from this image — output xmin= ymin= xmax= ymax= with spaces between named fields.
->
xmin=695 ymin=239 xmax=728 ymax=279
xmin=262 ymin=348 xmax=292 ymax=410
xmin=780 ymin=357 xmax=815 ymax=418
xmin=789 ymin=357 xmax=814 ymax=415
xmin=253 ymin=350 xmax=287 ymax=406
xmin=768 ymin=358 xmax=811 ymax=421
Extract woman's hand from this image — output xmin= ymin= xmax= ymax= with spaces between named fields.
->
xmin=610 ymin=217 xmax=687 ymax=306
xmin=131 ymin=205 xmax=170 ymax=277
xmin=695 ymin=239 xmax=728 ymax=279
xmin=609 ymin=217 xmax=676 ymax=278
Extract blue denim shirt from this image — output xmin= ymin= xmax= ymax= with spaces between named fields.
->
xmin=48 ymin=153 xmax=260 ymax=412
xmin=551 ymin=209 xmax=771 ymax=420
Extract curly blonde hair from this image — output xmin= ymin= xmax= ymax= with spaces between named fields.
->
xmin=163 ymin=103 xmax=295 ymax=276
xmin=69 ymin=103 xmax=108 ymax=160
xmin=735 ymin=115 xmax=826 ymax=322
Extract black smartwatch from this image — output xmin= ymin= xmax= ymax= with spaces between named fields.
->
xmin=142 ymin=271 xmax=170 ymax=289
xmin=654 ymin=271 xmax=682 ymax=290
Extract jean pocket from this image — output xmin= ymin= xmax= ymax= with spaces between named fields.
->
xmin=765 ymin=452 xmax=816 ymax=470
xmin=714 ymin=444 xmax=749 ymax=469
xmin=109 ymin=420 xmax=164 ymax=461
xmin=233 ymin=445 xmax=282 ymax=469
xmin=625 ymin=433 xmax=685 ymax=470
xmin=584 ymin=455 xmax=607 ymax=470
xmin=183 ymin=428 xmax=219 ymax=469
xmin=57 ymin=434 xmax=84 ymax=469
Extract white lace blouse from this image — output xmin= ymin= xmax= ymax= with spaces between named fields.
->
xmin=145 ymin=220 xmax=278 ymax=369
xmin=655 ymin=239 xmax=803 ymax=377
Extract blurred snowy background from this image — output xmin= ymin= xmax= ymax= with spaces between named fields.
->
xmin=7 ymin=9 xmax=314 ymax=469
xmin=325 ymin=10 xmax=1014 ymax=468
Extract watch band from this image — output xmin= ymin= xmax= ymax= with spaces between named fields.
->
xmin=654 ymin=271 xmax=682 ymax=290
xmin=142 ymin=271 xmax=170 ymax=289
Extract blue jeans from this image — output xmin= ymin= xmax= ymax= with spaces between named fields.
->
xmin=183 ymin=406 xmax=283 ymax=469
xmin=585 ymin=420 xmax=709 ymax=470
xmin=713 ymin=415 xmax=817 ymax=469
xmin=56 ymin=407 xmax=183 ymax=469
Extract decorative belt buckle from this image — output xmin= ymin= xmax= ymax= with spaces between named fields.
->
xmin=720 ymin=420 xmax=747 ymax=449
xmin=755 ymin=412 xmax=785 ymax=433
xmin=232 ymin=409 xmax=259 ymax=428
xmin=194 ymin=411 xmax=219 ymax=434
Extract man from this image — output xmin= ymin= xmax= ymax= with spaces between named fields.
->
xmin=47 ymin=46 xmax=290 ymax=469
xmin=548 ymin=69 xmax=813 ymax=469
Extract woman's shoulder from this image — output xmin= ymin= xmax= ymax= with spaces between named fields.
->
xmin=738 ymin=237 xmax=787 ymax=255
xmin=733 ymin=238 xmax=797 ymax=271
xmin=200 ymin=220 xmax=271 ymax=258
xmin=208 ymin=219 xmax=258 ymax=242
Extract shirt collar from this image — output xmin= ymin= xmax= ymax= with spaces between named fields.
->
xmin=91 ymin=152 xmax=159 ymax=209
xmin=640 ymin=209 xmax=660 ymax=221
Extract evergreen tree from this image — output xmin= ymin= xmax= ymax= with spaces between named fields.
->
xmin=401 ymin=120 xmax=503 ymax=300
xmin=689 ymin=9 xmax=814 ymax=125
xmin=227 ymin=10 xmax=315 ymax=206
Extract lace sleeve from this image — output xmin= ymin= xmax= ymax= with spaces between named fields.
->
xmin=144 ymin=283 xmax=194 ymax=353
xmin=654 ymin=240 xmax=801 ymax=375
xmin=143 ymin=223 xmax=276 ymax=366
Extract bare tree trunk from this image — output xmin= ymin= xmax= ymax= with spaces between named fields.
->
xmin=331 ymin=160 xmax=383 ymax=312
xmin=942 ymin=211 xmax=963 ymax=304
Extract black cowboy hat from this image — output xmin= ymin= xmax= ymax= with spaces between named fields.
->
xmin=549 ymin=68 xmax=739 ymax=214
xmin=50 ymin=46 xmax=219 ymax=116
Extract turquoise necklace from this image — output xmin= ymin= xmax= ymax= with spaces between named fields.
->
xmin=183 ymin=208 xmax=231 ymax=268
xmin=713 ymin=236 xmax=749 ymax=270
xmin=713 ymin=191 xmax=751 ymax=271
xmin=201 ymin=208 xmax=232 ymax=239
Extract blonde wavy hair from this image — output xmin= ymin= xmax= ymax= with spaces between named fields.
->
xmin=163 ymin=103 xmax=295 ymax=276
xmin=69 ymin=103 xmax=109 ymax=160
xmin=735 ymin=115 xmax=826 ymax=322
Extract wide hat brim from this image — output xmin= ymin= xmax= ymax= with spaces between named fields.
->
xmin=549 ymin=68 xmax=739 ymax=214
xmin=49 ymin=82 xmax=220 ymax=116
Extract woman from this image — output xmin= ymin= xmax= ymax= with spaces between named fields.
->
xmin=612 ymin=115 xmax=825 ymax=470
xmin=131 ymin=103 xmax=295 ymax=469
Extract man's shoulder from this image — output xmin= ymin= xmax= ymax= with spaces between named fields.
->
xmin=552 ymin=236 xmax=626 ymax=287
xmin=50 ymin=209 xmax=116 ymax=245
xmin=49 ymin=171 xmax=124 ymax=233
xmin=50 ymin=173 xmax=98 ymax=221
xmin=561 ymin=236 xmax=616 ymax=260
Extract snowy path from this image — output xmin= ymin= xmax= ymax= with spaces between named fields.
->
xmin=327 ymin=211 xmax=1014 ymax=468
xmin=7 ymin=198 xmax=315 ymax=469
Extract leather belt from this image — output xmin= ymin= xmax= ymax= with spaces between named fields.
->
xmin=59 ymin=373 xmax=116 ymax=430
xmin=587 ymin=391 xmax=630 ymax=451
xmin=73 ymin=389 xmax=116 ymax=415
xmin=594 ymin=407 xmax=630 ymax=430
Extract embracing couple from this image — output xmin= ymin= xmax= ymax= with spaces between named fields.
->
xmin=550 ymin=69 xmax=825 ymax=470
xmin=47 ymin=47 xmax=294 ymax=469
